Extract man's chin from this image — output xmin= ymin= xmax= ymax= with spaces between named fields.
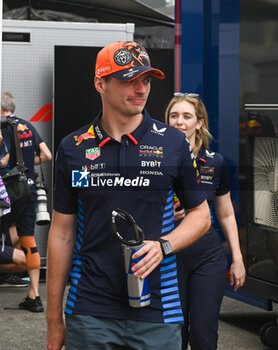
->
xmin=125 ymin=106 xmax=145 ymax=117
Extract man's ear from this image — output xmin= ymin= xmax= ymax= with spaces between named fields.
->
xmin=94 ymin=76 xmax=104 ymax=94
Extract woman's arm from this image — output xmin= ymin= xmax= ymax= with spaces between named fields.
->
xmin=215 ymin=192 xmax=246 ymax=291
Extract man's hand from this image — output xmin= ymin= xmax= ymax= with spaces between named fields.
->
xmin=173 ymin=201 xmax=185 ymax=221
xmin=131 ymin=240 xmax=163 ymax=279
xmin=46 ymin=319 xmax=66 ymax=350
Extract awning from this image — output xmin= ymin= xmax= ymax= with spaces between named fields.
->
xmin=4 ymin=0 xmax=175 ymax=27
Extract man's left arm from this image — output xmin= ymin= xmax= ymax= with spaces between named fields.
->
xmin=132 ymin=199 xmax=210 ymax=278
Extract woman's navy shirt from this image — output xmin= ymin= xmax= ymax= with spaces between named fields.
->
xmin=196 ymin=146 xmax=230 ymax=209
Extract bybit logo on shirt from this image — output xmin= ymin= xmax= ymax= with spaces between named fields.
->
xmin=141 ymin=160 xmax=161 ymax=168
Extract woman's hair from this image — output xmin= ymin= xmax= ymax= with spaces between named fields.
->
xmin=165 ymin=94 xmax=212 ymax=155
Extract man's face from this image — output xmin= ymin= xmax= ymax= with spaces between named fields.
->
xmin=101 ymin=73 xmax=152 ymax=118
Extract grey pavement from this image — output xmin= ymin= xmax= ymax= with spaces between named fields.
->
xmin=0 ymin=279 xmax=277 ymax=350
xmin=218 ymin=297 xmax=277 ymax=350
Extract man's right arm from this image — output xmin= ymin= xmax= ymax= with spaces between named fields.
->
xmin=46 ymin=210 xmax=76 ymax=350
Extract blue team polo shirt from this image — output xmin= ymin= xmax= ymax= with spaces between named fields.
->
xmin=196 ymin=146 xmax=230 ymax=206
xmin=54 ymin=110 xmax=206 ymax=324
xmin=2 ymin=115 xmax=43 ymax=200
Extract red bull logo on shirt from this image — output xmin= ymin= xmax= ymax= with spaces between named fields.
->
xmin=139 ymin=145 xmax=164 ymax=158
xmin=17 ymin=123 xmax=29 ymax=131
xmin=17 ymin=123 xmax=33 ymax=139
xmin=74 ymin=125 xmax=95 ymax=145
xmin=248 ymin=119 xmax=261 ymax=128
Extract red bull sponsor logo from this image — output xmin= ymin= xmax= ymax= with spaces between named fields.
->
xmin=153 ymin=149 xmax=163 ymax=155
xmin=248 ymin=119 xmax=261 ymax=128
xmin=139 ymin=145 xmax=163 ymax=158
xmin=17 ymin=123 xmax=29 ymax=132
xmin=200 ymin=166 xmax=215 ymax=174
xmin=74 ymin=125 xmax=95 ymax=145
xmin=18 ymin=131 xmax=33 ymax=139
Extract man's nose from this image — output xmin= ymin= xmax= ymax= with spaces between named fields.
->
xmin=134 ymin=79 xmax=148 ymax=93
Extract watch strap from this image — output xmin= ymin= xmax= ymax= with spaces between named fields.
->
xmin=155 ymin=237 xmax=172 ymax=258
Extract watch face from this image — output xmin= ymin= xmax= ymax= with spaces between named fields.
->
xmin=162 ymin=241 xmax=172 ymax=256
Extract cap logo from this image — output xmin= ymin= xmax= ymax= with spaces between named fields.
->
xmin=114 ymin=49 xmax=132 ymax=66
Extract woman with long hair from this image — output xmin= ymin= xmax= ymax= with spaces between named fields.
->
xmin=165 ymin=93 xmax=246 ymax=350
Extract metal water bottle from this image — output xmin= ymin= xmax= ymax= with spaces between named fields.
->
xmin=122 ymin=242 xmax=151 ymax=307
xmin=111 ymin=209 xmax=151 ymax=308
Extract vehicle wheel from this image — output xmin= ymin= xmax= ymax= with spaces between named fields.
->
xmin=260 ymin=322 xmax=278 ymax=349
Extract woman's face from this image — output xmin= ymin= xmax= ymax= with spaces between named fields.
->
xmin=168 ymin=100 xmax=203 ymax=146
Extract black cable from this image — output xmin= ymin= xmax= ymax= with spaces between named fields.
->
xmin=111 ymin=208 xmax=144 ymax=246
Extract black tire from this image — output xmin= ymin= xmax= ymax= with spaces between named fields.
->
xmin=260 ymin=322 xmax=278 ymax=349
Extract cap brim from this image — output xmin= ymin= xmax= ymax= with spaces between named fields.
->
xmin=110 ymin=66 xmax=165 ymax=81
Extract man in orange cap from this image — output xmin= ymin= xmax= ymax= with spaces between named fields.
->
xmin=46 ymin=40 xmax=210 ymax=350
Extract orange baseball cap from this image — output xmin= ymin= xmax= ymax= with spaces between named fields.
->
xmin=95 ymin=40 xmax=165 ymax=81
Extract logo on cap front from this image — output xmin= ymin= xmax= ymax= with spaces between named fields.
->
xmin=114 ymin=49 xmax=132 ymax=66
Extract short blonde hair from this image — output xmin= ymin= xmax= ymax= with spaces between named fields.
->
xmin=165 ymin=94 xmax=212 ymax=155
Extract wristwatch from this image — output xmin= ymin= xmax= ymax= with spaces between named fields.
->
xmin=155 ymin=238 xmax=173 ymax=258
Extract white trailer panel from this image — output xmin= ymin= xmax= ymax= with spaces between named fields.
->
xmin=2 ymin=19 xmax=134 ymax=265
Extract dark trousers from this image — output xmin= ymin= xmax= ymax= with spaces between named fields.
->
xmin=66 ymin=315 xmax=182 ymax=350
xmin=177 ymin=229 xmax=227 ymax=350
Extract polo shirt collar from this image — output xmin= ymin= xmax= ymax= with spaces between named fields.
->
xmin=92 ymin=109 xmax=152 ymax=148
xmin=196 ymin=146 xmax=207 ymax=163
xmin=92 ymin=112 xmax=111 ymax=148
xmin=128 ymin=109 xmax=152 ymax=145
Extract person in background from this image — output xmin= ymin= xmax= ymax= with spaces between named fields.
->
xmin=165 ymin=93 xmax=246 ymax=350
xmin=46 ymin=40 xmax=211 ymax=350
xmin=0 ymin=172 xmax=28 ymax=287
xmin=0 ymin=131 xmax=28 ymax=288
xmin=0 ymin=226 xmax=28 ymax=278
xmin=0 ymin=129 xmax=10 ymax=172
xmin=1 ymin=92 xmax=52 ymax=312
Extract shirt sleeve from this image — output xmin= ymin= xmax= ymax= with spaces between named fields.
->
xmin=216 ymin=156 xmax=230 ymax=196
xmin=2 ymin=126 xmax=13 ymax=154
xmin=175 ymin=137 xmax=206 ymax=209
xmin=27 ymin=122 xmax=43 ymax=145
xmin=53 ymin=141 xmax=78 ymax=214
